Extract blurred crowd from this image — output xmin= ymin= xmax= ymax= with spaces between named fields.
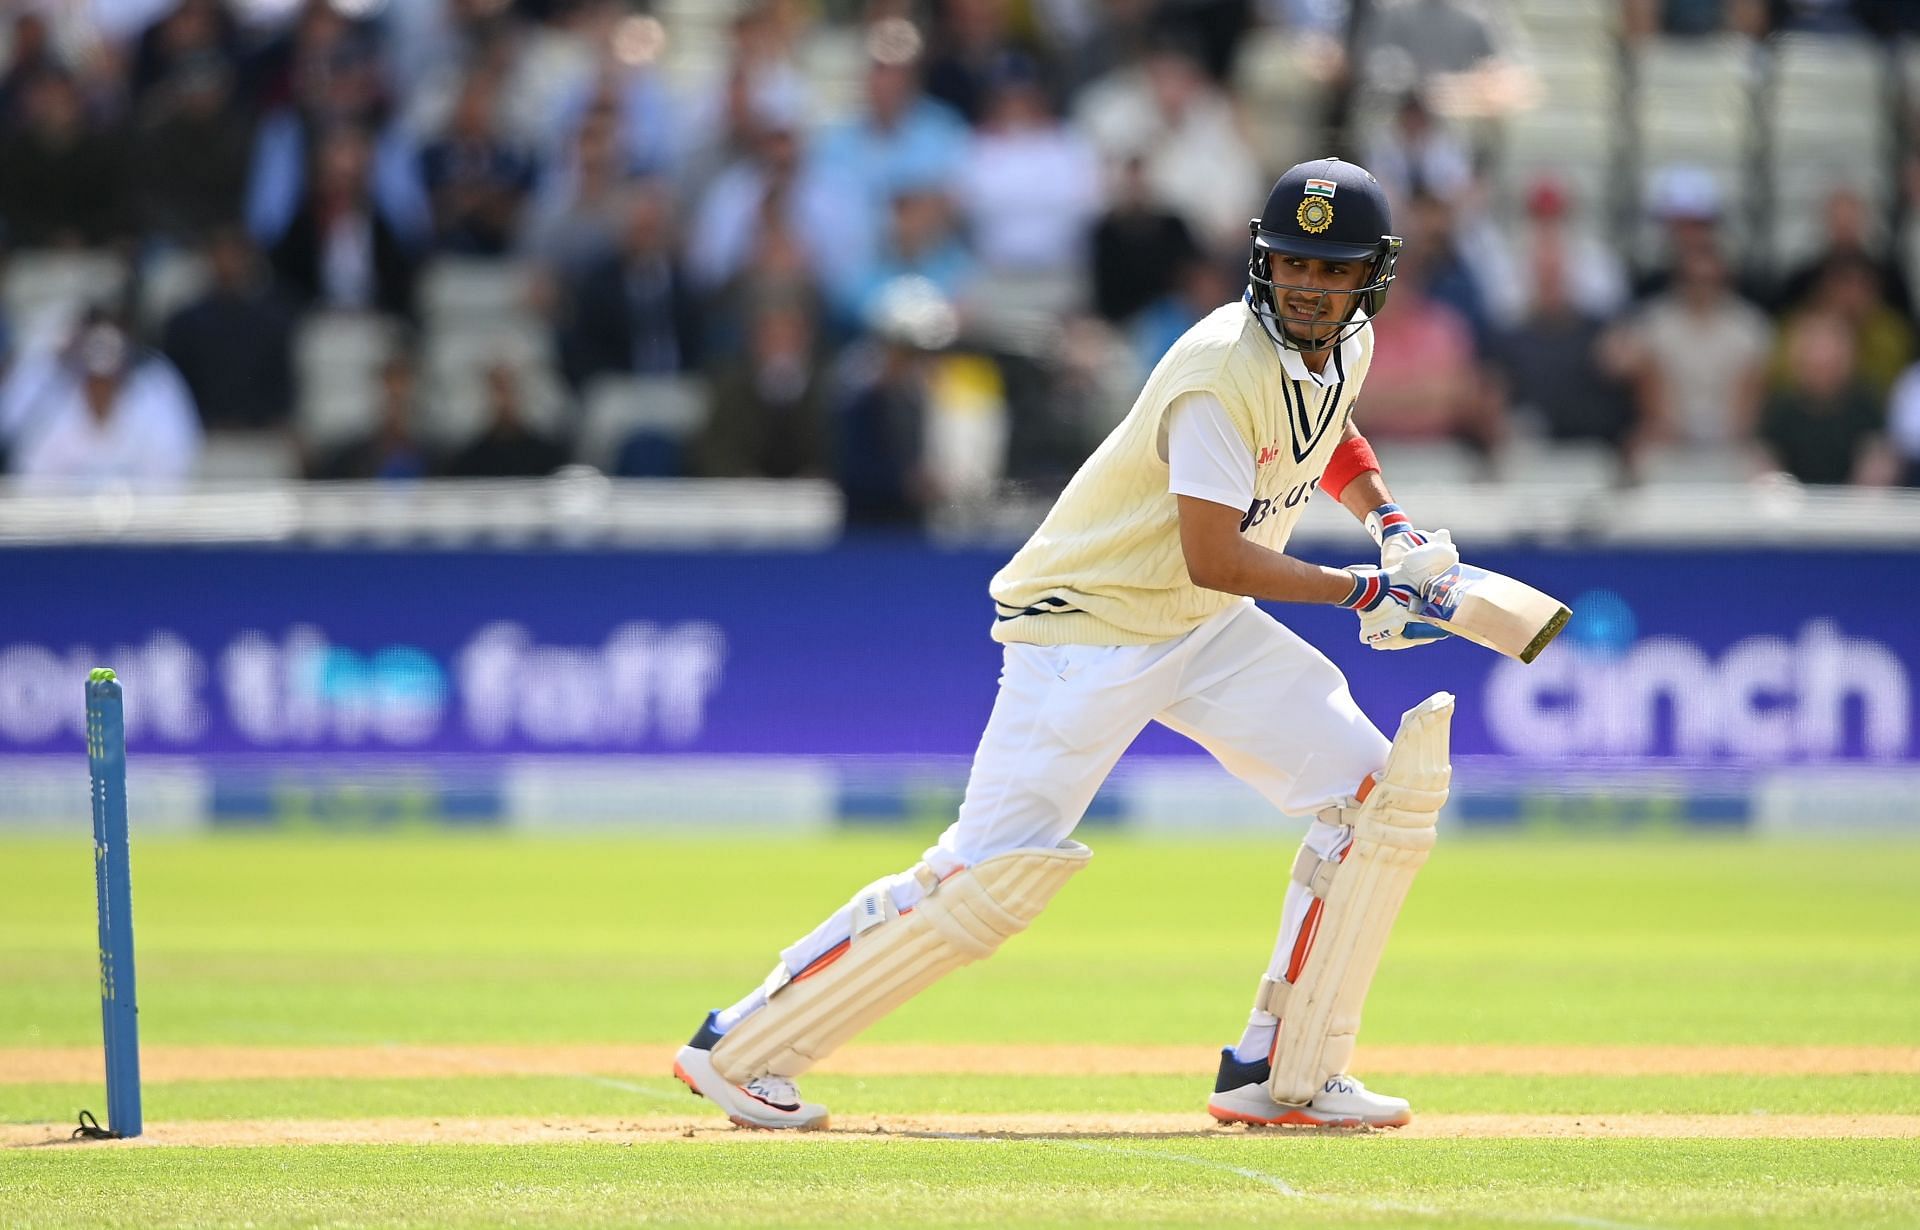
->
xmin=3 ymin=0 xmax=1920 ymax=522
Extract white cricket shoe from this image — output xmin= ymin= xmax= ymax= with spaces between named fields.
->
xmin=673 ymin=1011 xmax=830 ymax=1131
xmin=1206 ymin=1047 xmax=1411 ymax=1128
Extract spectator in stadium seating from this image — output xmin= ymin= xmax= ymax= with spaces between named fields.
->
xmin=685 ymin=86 xmax=838 ymax=295
xmin=0 ymin=13 xmax=58 ymax=132
xmin=1886 ymin=357 xmax=1920 ymax=484
xmin=1509 ymin=175 xmax=1629 ymax=321
xmin=954 ymin=57 xmax=1100 ymax=277
xmin=521 ymin=97 xmax=629 ymax=277
xmin=128 ymin=0 xmax=242 ymax=108
xmin=557 ymin=181 xmax=702 ymax=387
xmin=1488 ymin=240 xmax=1638 ymax=448
xmin=836 ymin=276 xmax=956 ymax=524
xmin=1365 ymin=92 xmax=1471 ymax=208
xmin=701 ymin=190 xmax=827 ymax=363
xmin=1626 ymin=241 xmax=1772 ymax=450
xmin=419 ymin=69 xmax=539 ymax=256
xmin=395 ymin=0 xmax=579 ymax=159
xmin=1632 ymin=164 xmax=1763 ymax=303
xmin=1403 ymin=190 xmax=1495 ymax=351
xmin=546 ymin=27 xmax=679 ymax=183
xmin=268 ymin=122 xmax=422 ymax=318
xmin=129 ymin=52 xmax=254 ymax=244
xmin=0 ymin=297 xmax=29 ymax=473
xmin=694 ymin=292 xmax=829 ymax=480
xmin=1130 ymin=254 xmax=1235 ymax=370
xmin=679 ymin=8 xmax=811 ymax=206
xmin=0 ymin=68 xmax=126 ymax=247
xmin=9 ymin=320 xmax=202 ymax=490
xmin=1352 ymin=235 xmax=1494 ymax=449
xmin=1074 ymin=40 xmax=1263 ymax=253
xmin=162 ymin=226 xmax=298 ymax=430
xmin=444 ymin=361 xmax=568 ymax=477
xmin=1089 ymin=153 xmax=1199 ymax=325
xmin=308 ymin=352 xmax=431 ymax=480
xmin=1773 ymin=185 xmax=1912 ymax=323
xmin=244 ymin=2 xmax=431 ymax=253
xmin=842 ymin=182 xmax=977 ymax=326
xmin=249 ymin=0 xmax=381 ymax=117
xmin=923 ymin=0 xmax=1051 ymax=126
xmin=383 ymin=0 xmax=529 ymax=103
xmin=1760 ymin=312 xmax=1890 ymax=484
xmin=808 ymin=19 xmax=970 ymax=302
xmin=0 ymin=303 xmax=99 ymax=452
xmin=1772 ymin=252 xmax=1913 ymax=400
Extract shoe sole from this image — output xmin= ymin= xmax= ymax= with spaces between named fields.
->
xmin=1208 ymin=1102 xmax=1410 ymax=1129
xmin=673 ymin=1059 xmax=830 ymax=1132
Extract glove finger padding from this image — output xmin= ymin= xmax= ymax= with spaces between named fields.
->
xmin=1386 ymin=536 xmax=1460 ymax=589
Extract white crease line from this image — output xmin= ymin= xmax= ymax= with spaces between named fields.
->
xmin=569 ymin=1073 xmax=683 ymax=1103
xmin=382 ymin=1043 xmax=683 ymax=1105
xmin=1059 ymin=1140 xmax=1301 ymax=1196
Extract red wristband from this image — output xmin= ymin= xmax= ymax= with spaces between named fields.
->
xmin=1319 ymin=434 xmax=1381 ymax=502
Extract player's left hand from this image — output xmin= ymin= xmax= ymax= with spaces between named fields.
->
xmin=1367 ymin=503 xmax=1454 ymax=583
xmin=1339 ymin=558 xmax=1451 ymax=651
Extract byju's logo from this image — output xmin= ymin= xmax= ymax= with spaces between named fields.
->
xmin=1485 ymin=590 xmax=1912 ymax=760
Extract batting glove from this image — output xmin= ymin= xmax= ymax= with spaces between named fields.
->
xmin=1367 ymin=503 xmax=1455 ymax=584
xmin=1339 ymin=548 xmax=1455 ymax=651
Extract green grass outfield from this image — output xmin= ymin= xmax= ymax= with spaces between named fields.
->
xmin=3 ymin=832 xmax=1919 ymax=1229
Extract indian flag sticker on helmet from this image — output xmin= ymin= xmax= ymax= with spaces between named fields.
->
xmin=1297 ymin=196 xmax=1333 ymax=234
xmin=1304 ymin=178 xmax=1337 ymax=198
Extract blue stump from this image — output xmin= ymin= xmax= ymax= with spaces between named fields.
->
xmin=86 ymin=668 xmax=142 ymax=1139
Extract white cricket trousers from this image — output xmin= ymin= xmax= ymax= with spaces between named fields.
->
xmin=716 ymin=600 xmax=1392 ymax=1032
xmin=939 ymin=599 xmax=1389 ymax=865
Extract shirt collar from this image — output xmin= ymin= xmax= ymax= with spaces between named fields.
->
xmin=1271 ymin=313 xmax=1366 ymax=387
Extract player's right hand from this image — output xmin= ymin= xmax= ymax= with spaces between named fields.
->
xmin=1339 ymin=561 xmax=1451 ymax=651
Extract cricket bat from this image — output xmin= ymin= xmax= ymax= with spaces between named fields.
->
xmin=1414 ymin=564 xmax=1572 ymax=664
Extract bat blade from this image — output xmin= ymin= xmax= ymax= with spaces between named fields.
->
xmin=1415 ymin=564 xmax=1572 ymax=664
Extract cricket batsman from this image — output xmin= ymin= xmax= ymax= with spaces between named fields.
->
xmin=676 ymin=158 xmax=1459 ymax=1130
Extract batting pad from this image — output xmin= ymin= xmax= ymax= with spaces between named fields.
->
xmin=708 ymin=841 xmax=1092 ymax=1083
xmin=1267 ymin=691 xmax=1452 ymax=1105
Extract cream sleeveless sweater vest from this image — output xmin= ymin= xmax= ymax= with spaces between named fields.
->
xmin=990 ymin=302 xmax=1373 ymax=646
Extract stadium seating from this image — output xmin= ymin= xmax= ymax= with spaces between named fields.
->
xmin=418 ymin=258 xmax=537 ymax=333
xmin=294 ymin=312 xmax=404 ymax=449
xmin=575 ymin=374 xmax=709 ymax=472
xmin=1631 ymin=36 xmax=1755 ymax=257
xmin=420 ymin=323 xmax=570 ymax=448
xmin=1 ymin=251 xmax=126 ymax=341
xmin=195 ymin=431 xmax=299 ymax=482
xmin=1497 ymin=0 xmax=1622 ymax=220
xmin=136 ymin=250 xmax=209 ymax=334
xmin=1494 ymin=439 xmax=1624 ymax=495
xmin=1769 ymin=35 xmax=1889 ymax=270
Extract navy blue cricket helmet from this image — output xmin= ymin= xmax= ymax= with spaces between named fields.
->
xmin=1246 ymin=157 xmax=1401 ymax=352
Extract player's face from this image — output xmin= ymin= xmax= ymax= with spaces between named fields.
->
xmin=1270 ymin=255 xmax=1370 ymax=345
